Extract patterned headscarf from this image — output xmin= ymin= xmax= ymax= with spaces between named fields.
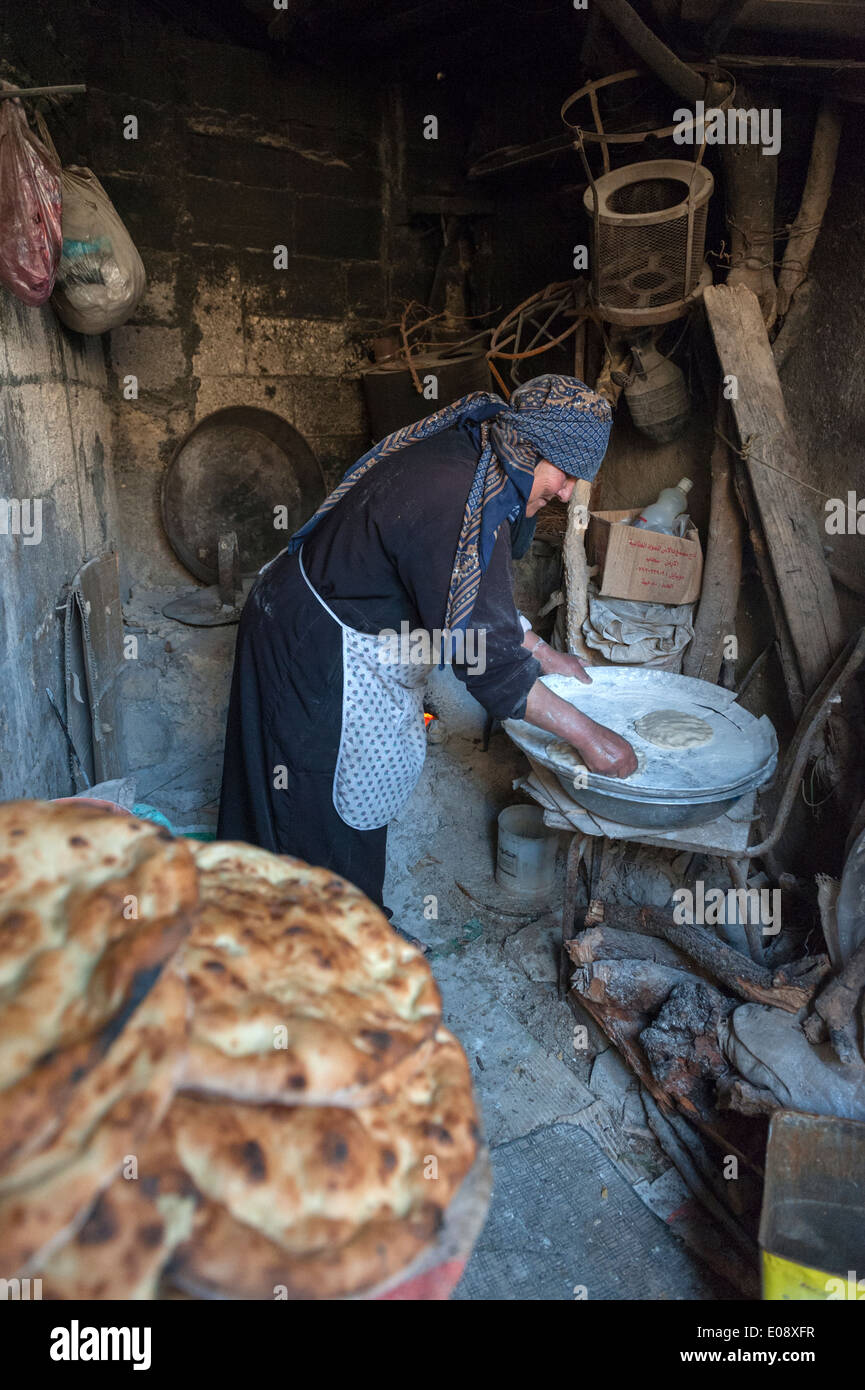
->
xmin=288 ymin=374 xmax=612 ymax=633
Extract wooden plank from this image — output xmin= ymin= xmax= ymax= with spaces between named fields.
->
xmin=681 ymin=421 xmax=743 ymax=684
xmin=703 ymin=282 xmax=843 ymax=695
xmin=564 ymin=479 xmax=594 ymax=659
xmin=684 ymin=0 xmax=865 ymax=34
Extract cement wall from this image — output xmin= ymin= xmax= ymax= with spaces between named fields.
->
xmin=0 ymin=296 xmax=119 ymax=800
xmin=0 ymin=0 xmax=465 ymax=809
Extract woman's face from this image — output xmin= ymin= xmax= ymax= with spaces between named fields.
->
xmin=526 ymin=461 xmax=576 ymax=517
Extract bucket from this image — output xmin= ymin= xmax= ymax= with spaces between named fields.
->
xmin=759 ymin=1110 xmax=865 ymax=1300
xmin=495 ymin=805 xmax=558 ymax=899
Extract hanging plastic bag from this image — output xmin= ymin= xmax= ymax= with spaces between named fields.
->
xmin=0 ymin=91 xmax=63 ymax=306
xmin=51 ymin=166 xmax=146 ymax=334
xmin=35 ymin=116 xmax=146 ymax=334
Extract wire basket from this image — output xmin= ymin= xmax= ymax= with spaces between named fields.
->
xmin=583 ymin=159 xmax=713 ymax=327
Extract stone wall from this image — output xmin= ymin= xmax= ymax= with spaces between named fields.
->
xmin=0 ymin=0 xmax=448 ymax=806
xmin=0 ymin=296 xmax=118 ymax=800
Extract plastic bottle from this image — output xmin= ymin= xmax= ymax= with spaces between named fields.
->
xmin=631 ymin=477 xmax=693 ymax=533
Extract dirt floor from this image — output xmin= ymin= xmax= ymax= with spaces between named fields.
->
xmin=385 ymin=667 xmax=739 ymax=1300
xmin=125 ymin=634 xmax=741 ymax=1300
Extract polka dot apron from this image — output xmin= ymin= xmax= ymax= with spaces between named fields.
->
xmin=299 ymin=547 xmax=431 ymax=830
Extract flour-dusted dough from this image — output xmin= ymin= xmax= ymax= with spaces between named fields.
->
xmin=547 ymin=739 xmax=584 ymax=772
xmin=547 ymin=739 xmax=645 ymax=778
xmin=634 ymin=708 xmax=714 ymax=749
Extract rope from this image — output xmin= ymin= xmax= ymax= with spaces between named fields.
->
xmin=714 ymin=424 xmax=832 ymax=501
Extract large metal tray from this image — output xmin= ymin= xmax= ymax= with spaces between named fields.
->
xmin=504 ymin=668 xmax=777 ymax=828
xmin=161 ymin=406 xmax=325 ymax=583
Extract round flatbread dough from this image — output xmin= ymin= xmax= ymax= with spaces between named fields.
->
xmin=547 ymin=739 xmax=645 ymax=778
xmin=547 ymin=739 xmax=584 ymax=772
xmin=634 ymin=708 xmax=714 ymax=749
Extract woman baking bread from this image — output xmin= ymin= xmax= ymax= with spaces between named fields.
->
xmin=218 ymin=375 xmax=637 ymax=929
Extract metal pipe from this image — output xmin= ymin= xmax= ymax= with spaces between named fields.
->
xmin=592 ymin=0 xmax=717 ymax=105
xmin=0 ymin=84 xmax=86 ymax=100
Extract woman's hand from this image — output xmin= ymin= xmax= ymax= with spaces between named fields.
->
xmin=523 ymin=681 xmax=638 ymax=780
xmin=521 ymin=630 xmax=592 ymax=685
xmin=576 ymin=720 xmax=639 ymax=778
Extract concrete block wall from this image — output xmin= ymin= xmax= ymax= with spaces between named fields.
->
xmin=0 ymin=0 xmax=461 ymax=802
xmin=0 ymin=295 xmax=119 ymax=799
xmin=0 ymin=0 xmax=448 ymax=590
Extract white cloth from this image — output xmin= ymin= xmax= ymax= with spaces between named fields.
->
xmin=581 ymin=582 xmax=694 ymax=670
xmin=299 ymin=549 xmax=431 ymax=830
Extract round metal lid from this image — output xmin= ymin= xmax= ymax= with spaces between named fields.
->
xmin=505 ymin=668 xmax=777 ymax=803
xmin=161 ymin=406 xmax=325 ymax=584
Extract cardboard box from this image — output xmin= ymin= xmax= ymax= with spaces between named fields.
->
xmin=586 ymin=508 xmax=703 ymax=605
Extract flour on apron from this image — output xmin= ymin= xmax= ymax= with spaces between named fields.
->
xmin=299 ymin=548 xmax=431 ymax=830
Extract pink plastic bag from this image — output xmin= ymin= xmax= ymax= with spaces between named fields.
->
xmin=0 ymin=93 xmax=62 ymax=306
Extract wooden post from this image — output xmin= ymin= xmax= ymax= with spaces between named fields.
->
xmin=776 ymin=98 xmax=842 ymax=321
xmin=703 ymin=282 xmax=843 ymax=695
xmin=682 ymin=408 xmax=743 ymax=684
xmin=721 ymin=82 xmax=779 ymax=325
xmin=564 ymin=479 xmax=595 ymax=659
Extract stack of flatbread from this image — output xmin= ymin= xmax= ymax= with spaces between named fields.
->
xmin=0 ymin=801 xmax=196 ymax=1278
xmin=0 ymin=807 xmax=482 ymax=1299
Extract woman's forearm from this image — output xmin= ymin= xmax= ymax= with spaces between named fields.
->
xmin=521 ymin=628 xmax=591 ymax=682
xmin=524 ymin=679 xmax=638 ymax=778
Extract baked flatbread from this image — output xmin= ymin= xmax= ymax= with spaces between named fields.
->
xmin=0 ymin=801 xmax=197 ymax=1271
xmin=0 ymin=961 xmax=189 ymax=1273
xmin=166 ymin=1027 xmax=479 ymax=1299
xmin=177 ymin=841 xmax=442 ymax=1105
xmin=33 ymin=1117 xmax=199 ymax=1299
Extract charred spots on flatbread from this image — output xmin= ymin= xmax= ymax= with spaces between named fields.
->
xmin=69 ymin=836 xmax=90 ymax=848
xmin=287 ymin=1072 xmax=306 ymax=1091
xmin=230 ymin=1139 xmax=268 ymax=1182
xmin=321 ymin=1132 xmax=350 ymax=1166
xmin=77 ymin=1194 xmax=119 ymax=1244
xmin=360 ymin=1029 xmax=392 ymax=1054
xmin=137 ymin=1221 xmax=165 ymax=1248
xmin=1 ymin=909 xmax=31 ymax=933
xmin=381 ymin=1148 xmax=397 ymax=1172
xmin=422 ymin=1122 xmax=453 ymax=1145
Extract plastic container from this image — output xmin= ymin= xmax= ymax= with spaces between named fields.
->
xmin=495 ymin=804 xmax=558 ymax=898
xmin=760 ymin=1110 xmax=865 ymax=1300
xmin=631 ymin=476 xmax=693 ymax=533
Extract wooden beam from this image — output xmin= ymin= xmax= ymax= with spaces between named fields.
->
xmin=703 ymin=283 xmax=843 ymax=695
xmin=776 ymin=98 xmax=842 ymax=321
xmin=682 ymin=408 xmax=743 ymax=684
xmin=684 ymin=0 xmax=865 ymax=36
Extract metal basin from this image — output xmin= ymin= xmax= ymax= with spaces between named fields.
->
xmin=161 ymin=406 xmax=325 ymax=583
xmin=505 ymin=667 xmax=777 ymax=832
xmin=563 ymin=781 xmax=749 ymax=830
